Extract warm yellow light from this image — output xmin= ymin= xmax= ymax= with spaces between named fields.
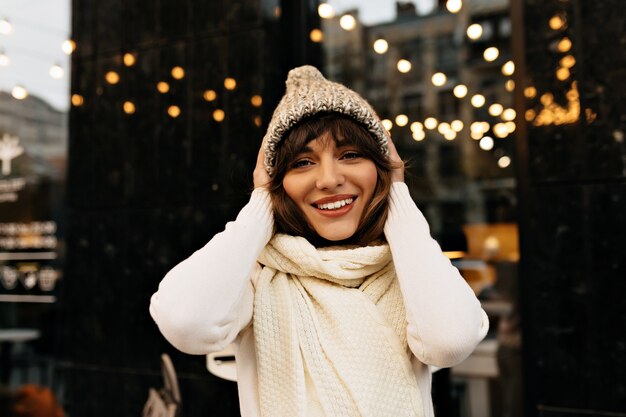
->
xmin=61 ymin=40 xmax=76 ymax=55
xmin=168 ymin=105 xmax=181 ymax=118
xmin=502 ymin=108 xmax=516 ymax=121
xmin=525 ymin=109 xmax=536 ymax=121
xmin=203 ymin=89 xmax=217 ymax=101
xmin=213 ymin=109 xmax=225 ymax=122
xmin=310 ymin=29 xmax=323 ymax=43
xmin=49 ymin=64 xmax=64 ymax=79
xmin=505 ymin=121 xmax=516 ymax=133
xmin=524 ymin=86 xmax=537 ymax=98
xmin=501 ymin=61 xmax=515 ymax=76
xmin=410 ymin=121 xmax=423 ymax=132
xmin=412 ymin=130 xmax=426 ymax=141
xmin=432 ymin=72 xmax=447 ymax=87
xmin=123 ymin=53 xmax=136 ymax=67
xmin=397 ymin=59 xmax=412 ymax=73
xmin=493 ymin=123 xmax=509 ymax=138
xmin=505 ymin=80 xmax=515 ymax=92
xmin=556 ymin=67 xmax=570 ymax=80
xmin=549 ymin=15 xmax=566 ymax=31
xmin=446 ymin=0 xmax=462 ymax=13
xmin=438 ymin=122 xmax=451 ymax=135
xmin=566 ymin=87 xmax=579 ymax=101
xmin=253 ymin=116 xmax=262 ymax=127
xmin=466 ymin=23 xmax=483 ymax=40
xmin=470 ymin=121 xmax=485 ymax=133
xmin=105 ymin=71 xmax=120 ymax=84
xmin=373 ymin=39 xmax=389 ymax=54
xmin=480 ymin=136 xmax=494 ymax=150
xmin=71 ymin=94 xmax=84 ymax=106
xmin=424 ymin=117 xmax=438 ymax=130
xmin=557 ymin=37 xmax=572 ymax=52
xmin=483 ymin=47 xmax=500 ymax=62
xmin=0 ymin=18 xmax=13 ymax=35
xmin=251 ymin=95 xmax=262 ymax=107
xmin=471 ymin=130 xmax=483 ymax=140
xmin=339 ymin=14 xmax=356 ymax=31
xmin=489 ymin=103 xmax=504 ymax=117
xmin=157 ymin=82 xmax=170 ymax=93
xmin=224 ymin=77 xmax=237 ymax=90
xmin=471 ymin=94 xmax=486 ymax=108
xmin=540 ymin=92 xmax=554 ymax=105
xmin=123 ymin=101 xmax=136 ymax=114
xmin=453 ymin=84 xmax=468 ymax=98
xmin=318 ymin=3 xmax=335 ymax=19
xmin=395 ymin=114 xmax=408 ymax=127
xmin=451 ymin=120 xmax=464 ymax=132
xmin=498 ymin=156 xmax=512 ymax=168
xmin=171 ymin=66 xmax=185 ymax=80
xmin=481 ymin=121 xmax=491 ymax=132
xmin=382 ymin=119 xmax=393 ymax=131
xmin=444 ymin=130 xmax=457 ymax=140
xmin=560 ymin=55 xmax=576 ymax=68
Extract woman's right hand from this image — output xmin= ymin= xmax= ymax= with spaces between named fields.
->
xmin=253 ymin=141 xmax=271 ymax=189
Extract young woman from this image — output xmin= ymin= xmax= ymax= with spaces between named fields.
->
xmin=150 ymin=66 xmax=489 ymax=417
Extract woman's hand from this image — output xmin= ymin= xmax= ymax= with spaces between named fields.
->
xmin=387 ymin=136 xmax=405 ymax=183
xmin=253 ymin=141 xmax=272 ymax=189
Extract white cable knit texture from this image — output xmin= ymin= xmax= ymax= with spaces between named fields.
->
xmin=253 ymin=233 xmax=424 ymax=417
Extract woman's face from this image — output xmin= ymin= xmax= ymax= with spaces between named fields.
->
xmin=282 ymin=133 xmax=378 ymax=242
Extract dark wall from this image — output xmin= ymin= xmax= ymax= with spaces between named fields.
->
xmin=514 ymin=0 xmax=626 ymax=415
xmin=59 ymin=1 xmax=319 ymax=415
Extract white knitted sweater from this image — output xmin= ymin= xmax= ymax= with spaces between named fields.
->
xmin=150 ymin=182 xmax=489 ymax=417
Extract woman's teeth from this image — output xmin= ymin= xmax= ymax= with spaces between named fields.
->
xmin=315 ymin=198 xmax=354 ymax=210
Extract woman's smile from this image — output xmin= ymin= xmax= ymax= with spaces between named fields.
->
xmin=282 ymin=134 xmax=378 ymax=241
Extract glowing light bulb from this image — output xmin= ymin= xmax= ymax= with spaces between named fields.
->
xmin=413 ymin=130 xmax=426 ymax=141
xmin=105 ymin=71 xmax=120 ymax=84
xmin=0 ymin=18 xmax=13 ymax=35
xmin=71 ymin=94 xmax=84 ymax=106
xmin=157 ymin=82 xmax=170 ymax=93
xmin=549 ymin=15 xmax=566 ymax=31
xmin=501 ymin=61 xmax=515 ymax=76
xmin=395 ymin=114 xmax=408 ymax=127
xmin=397 ymin=59 xmax=412 ymax=73
xmin=498 ymin=156 xmax=511 ymax=168
xmin=171 ymin=66 xmax=185 ymax=79
xmin=381 ymin=119 xmax=393 ymax=131
xmin=505 ymin=80 xmax=515 ymax=91
xmin=123 ymin=53 xmax=136 ymax=67
xmin=446 ymin=0 xmax=462 ymax=13
xmin=251 ymin=95 xmax=262 ymax=107
xmin=502 ymin=109 xmax=516 ymax=121
xmin=493 ymin=123 xmax=509 ymax=138
xmin=0 ymin=50 xmax=9 ymax=66
xmin=483 ymin=47 xmax=500 ymax=62
xmin=438 ymin=122 xmax=451 ymax=135
xmin=489 ymin=103 xmax=504 ymax=117
xmin=49 ymin=64 xmax=64 ymax=79
xmin=557 ymin=37 xmax=572 ymax=53
xmin=453 ymin=84 xmax=468 ymax=98
xmin=310 ymin=29 xmax=323 ymax=42
xmin=123 ymin=101 xmax=136 ymax=114
xmin=213 ymin=109 xmax=225 ymax=122
xmin=466 ymin=24 xmax=483 ymax=40
xmin=524 ymin=86 xmax=537 ymax=98
xmin=12 ymin=85 xmax=28 ymax=100
xmin=224 ymin=77 xmax=237 ymax=90
xmin=410 ymin=122 xmax=423 ymax=132
xmin=424 ymin=117 xmax=438 ymax=130
xmin=432 ymin=72 xmax=447 ymax=87
xmin=444 ymin=130 xmax=457 ymax=140
xmin=451 ymin=120 xmax=464 ymax=132
xmin=556 ymin=67 xmax=570 ymax=81
xmin=471 ymin=94 xmax=486 ymax=108
xmin=560 ymin=55 xmax=576 ymax=68
xmin=168 ymin=105 xmax=181 ymax=118
xmin=373 ymin=39 xmax=388 ymax=54
xmin=203 ymin=89 xmax=217 ymax=101
xmin=61 ymin=40 xmax=76 ymax=55
xmin=480 ymin=136 xmax=494 ymax=150
xmin=339 ymin=14 xmax=356 ymax=31
xmin=318 ymin=3 xmax=335 ymax=19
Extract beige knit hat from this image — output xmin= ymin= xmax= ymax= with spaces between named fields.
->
xmin=263 ymin=65 xmax=389 ymax=176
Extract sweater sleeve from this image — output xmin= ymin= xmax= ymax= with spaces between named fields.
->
xmin=384 ymin=182 xmax=489 ymax=368
xmin=149 ymin=188 xmax=274 ymax=355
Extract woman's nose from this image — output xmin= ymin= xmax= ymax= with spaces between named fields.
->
xmin=315 ymin=159 xmax=344 ymax=190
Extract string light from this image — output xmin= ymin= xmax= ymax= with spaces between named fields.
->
xmin=123 ymin=101 xmax=136 ymax=114
xmin=224 ymin=77 xmax=237 ymax=90
xmin=213 ymin=109 xmax=225 ymax=122
xmin=339 ymin=14 xmax=356 ymax=31
xmin=123 ymin=53 xmax=136 ymax=67
xmin=466 ymin=24 xmax=483 ymax=40
xmin=49 ymin=63 xmax=64 ymax=79
xmin=471 ymin=94 xmax=486 ymax=108
xmin=203 ymin=89 xmax=217 ymax=101
xmin=451 ymin=120 xmax=464 ymax=132
xmin=479 ymin=136 xmax=494 ymax=150
xmin=483 ymin=47 xmax=499 ymax=62
xmin=502 ymin=109 xmax=516 ymax=121
xmin=0 ymin=49 xmax=10 ymax=67
xmin=167 ymin=105 xmax=181 ymax=118
xmin=71 ymin=94 xmax=84 ymax=106
xmin=0 ymin=18 xmax=13 ymax=35
xmin=318 ymin=3 xmax=335 ymax=19
xmin=373 ymin=39 xmax=388 ymax=54
xmin=560 ymin=55 xmax=576 ymax=68
xmin=171 ymin=66 xmax=185 ymax=80
xmin=431 ymin=72 xmax=447 ymax=87
xmin=12 ymin=85 xmax=28 ymax=100
xmin=556 ymin=67 xmax=570 ymax=80
xmin=310 ymin=29 xmax=323 ymax=42
xmin=157 ymin=82 xmax=170 ymax=93
xmin=424 ymin=117 xmax=438 ymax=130
xmin=438 ymin=122 xmax=451 ymax=135
xmin=253 ymin=116 xmax=262 ymax=127
xmin=549 ymin=15 xmax=566 ymax=30
xmin=395 ymin=114 xmax=408 ymax=127
xmin=557 ymin=37 xmax=572 ymax=53
xmin=105 ymin=71 xmax=120 ymax=84
xmin=446 ymin=0 xmax=462 ymax=13
xmin=410 ymin=122 xmax=423 ymax=132
xmin=251 ymin=95 xmax=262 ymax=107
xmin=453 ymin=84 xmax=468 ymax=98
xmin=501 ymin=61 xmax=515 ymax=76
xmin=61 ymin=40 xmax=76 ymax=55
xmin=489 ymin=103 xmax=504 ymax=117
xmin=505 ymin=80 xmax=515 ymax=91
xmin=524 ymin=86 xmax=537 ymax=98
xmin=444 ymin=130 xmax=457 ymax=140
xmin=498 ymin=156 xmax=512 ymax=168
xmin=397 ymin=59 xmax=412 ymax=73
xmin=493 ymin=123 xmax=509 ymax=138
xmin=412 ymin=130 xmax=426 ymax=141
xmin=381 ymin=119 xmax=393 ymax=131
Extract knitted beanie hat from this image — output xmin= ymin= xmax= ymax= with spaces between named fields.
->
xmin=263 ymin=65 xmax=389 ymax=176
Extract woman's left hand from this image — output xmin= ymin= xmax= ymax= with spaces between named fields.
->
xmin=387 ymin=136 xmax=405 ymax=183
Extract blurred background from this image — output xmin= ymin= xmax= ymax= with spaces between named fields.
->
xmin=0 ymin=0 xmax=624 ymax=416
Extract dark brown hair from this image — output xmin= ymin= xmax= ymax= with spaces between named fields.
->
xmin=269 ymin=112 xmax=394 ymax=247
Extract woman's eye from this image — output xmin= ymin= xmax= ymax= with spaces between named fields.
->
xmin=341 ymin=151 xmax=362 ymax=160
xmin=292 ymin=159 xmax=312 ymax=168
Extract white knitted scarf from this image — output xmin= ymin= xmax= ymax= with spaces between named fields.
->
xmin=254 ymin=234 xmax=424 ymax=417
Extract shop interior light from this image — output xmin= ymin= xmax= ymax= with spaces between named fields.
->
xmin=489 ymin=103 xmax=504 ymax=117
xmin=49 ymin=63 xmax=64 ymax=79
xmin=224 ymin=77 xmax=237 ymax=90
xmin=157 ymin=82 xmax=170 ymax=94
xmin=123 ymin=53 xmax=136 ymax=67
xmin=498 ymin=155 xmax=511 ymax=168
xmin=168 ymin=105 xmax=181 ymax=118
xmin=61 ymin=40 xmax=76 ymax=55
xmin=395 ymin=114 xmax=408 ymax=127
xmin=203 ymin=89 xmax=217 ymax=101
xmin=483 ymin=47 xmax=499 ymax=62
xmin=373 ymin=39 xmax=388 ymax=54
xmin=431 ymin=72 xmax=447 ymax=87
xmin=213 ymin=109 xmax=225 ymax=122
xmin=0 ymin=18 xmax=13 ymax=35
xmin=479 ymin=136 xmax=494 ymax=150
xmin=453 ymin=84 xmax=468 ymax=98
xmin=381 ymin=119 xmax=393 ymax=131
xmin=318 ymin=3 xmax=335 ymax=19
xmin=339 ymin=14 xmax=356 ymax=31
xmin=397 ymin=59 xmax=412 ymax=73
xmin=424 ymin=117 xmax=438 ymax=130
xmin=105 ymin=71 xmax=120 ymax=84
xmin=471 ymin=94 xmax=485 ymax=108
xmin=466 ymin=23 xmax=483 ymax=40
xmin=171 ymin=66 xmax=185 ymax=80
xmin=446 ymin=0 xmax=462 ymax=13
xmin=251 ymin=95 xmax=262 ymax=107
xmin=501 ymin=60 xmax=515 ymax=76
xmin=11 ymin=85 xmax=28 ymax=100
xmin=310 ymin=29 xmax=323 ymax=43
